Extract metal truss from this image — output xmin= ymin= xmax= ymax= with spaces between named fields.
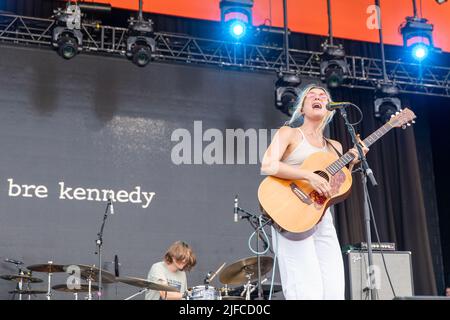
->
xmin=0 ymin=12 xmax=449 ymax=98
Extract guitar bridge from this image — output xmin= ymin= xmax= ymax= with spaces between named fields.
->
xmin=290 ymin=183 xmax=313 ymax=205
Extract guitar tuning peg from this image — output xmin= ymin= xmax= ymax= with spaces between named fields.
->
xmin=401 ymin=125 xmax=406 ymax=129
xmin=407 ymin=123 xmax=411 ymax=126
xmin=412 ymin=120 xmax=416 ymax=124
xmin=395 ymin=112 xmax=400 ymax=115
xmin=391 ymin=114 xmax=395 ymax=118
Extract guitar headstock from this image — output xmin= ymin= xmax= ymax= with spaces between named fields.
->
xmin=388 ymin=108 xmax=417 ymax=129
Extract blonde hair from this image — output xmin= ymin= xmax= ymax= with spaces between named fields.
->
xmin=164 ymin=241 xmax=197 ymax=271
xmin=287 ymin=84 xmax=335 ymax=133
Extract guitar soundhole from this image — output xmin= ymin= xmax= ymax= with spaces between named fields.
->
xmin=314 ymin=170 xmax=329 ymax=182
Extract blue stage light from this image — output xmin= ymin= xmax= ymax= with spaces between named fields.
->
xmin=411 ymin=43 xmax=429 ymax=61
xmin=229 ymin=20 xmax=246 ymax=38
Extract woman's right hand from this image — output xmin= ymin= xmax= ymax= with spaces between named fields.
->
xmin=306 ymin=172 xmax=331 ymax=198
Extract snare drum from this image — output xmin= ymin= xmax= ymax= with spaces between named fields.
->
xmin=185 ymin=285 xmax=222 ymax=300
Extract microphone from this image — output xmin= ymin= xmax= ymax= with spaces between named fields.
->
xmin=326 ymin=102 xmax=353 ymax=111
xmin=110 ymin=199 xmax=114 ymax=215
xmin=114 ymin=254 xmax=119 ymax=277
xmin=5 ymin=258 xmax=23 ymax=265
xmin=109 ymin=192 xmax=114 ymax=215
xmin=234 ymin=195 xmax=239 ymax=222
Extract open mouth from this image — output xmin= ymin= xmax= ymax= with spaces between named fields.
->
xmin=312 ymin=102 xmax=322 ymax=109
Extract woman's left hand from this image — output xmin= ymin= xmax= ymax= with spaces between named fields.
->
xmin=349 ymin=144 xmax=369 ymax=165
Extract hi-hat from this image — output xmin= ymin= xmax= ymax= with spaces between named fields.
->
xmin=63 ymin=264 xmax=116 ymax=284
xmin=0 ymin=274 xmax=43 ymax=283
xmin=52 ymin=284 xmax=99 ymax=293
xmin=116 ymin=276 xmax=179 ymax=292
xmin=27 ymin=263 xmax=65 ymax=273
xmin=219 ymin=256 xmax=273 ymax=285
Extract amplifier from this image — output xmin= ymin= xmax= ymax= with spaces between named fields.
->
xmin=344 ymin=250 xmax=414 ymax=300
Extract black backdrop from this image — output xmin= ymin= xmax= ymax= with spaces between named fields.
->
xmin=0 ymin=44 xmax=289 ymax=299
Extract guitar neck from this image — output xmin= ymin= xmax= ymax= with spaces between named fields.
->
xmin=327 ymin=122 xmax=393 ymax=174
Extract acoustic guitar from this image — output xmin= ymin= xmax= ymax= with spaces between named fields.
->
xmin=258 ymin=108 xmax=416 ymax=240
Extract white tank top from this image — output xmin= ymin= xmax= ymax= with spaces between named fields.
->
xmin=283 ymin=128 xmax=328 ymax=165
xmin=277 ymin=128 xmax=332 ymax=241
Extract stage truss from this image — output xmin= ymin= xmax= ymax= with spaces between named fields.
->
xmin=0 ymin=13 xmax=449 ymax=98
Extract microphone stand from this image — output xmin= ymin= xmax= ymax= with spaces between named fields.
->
xmin=338 ymin=106 xmax=378 ymax=300
xmin=236 ymin=205 xmax=272 ymax=300
xmin=95 ymin=198 xmax=112 ymax=300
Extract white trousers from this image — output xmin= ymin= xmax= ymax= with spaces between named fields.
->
xmin=272 ymin=210 xmax=345 ymax=300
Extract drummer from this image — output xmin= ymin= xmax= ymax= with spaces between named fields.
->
xmin=145 ymin=241 xmax=197 ymax=300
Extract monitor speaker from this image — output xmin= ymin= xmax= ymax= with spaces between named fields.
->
xmin=344 ymin=250 xmax=414 ymax=300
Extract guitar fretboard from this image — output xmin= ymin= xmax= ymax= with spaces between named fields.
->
xmin=326 ymin=122 xmax=393 ymax=175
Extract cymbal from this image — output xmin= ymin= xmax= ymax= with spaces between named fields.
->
xmin=52 ymin=284 xmax=99 ymax=293
xmin=219 ymin=256 xmax=274 ymax=285
xmin=8 ymin=289 xmax=48 ymax=295
xmin=63 ymin=264 xmax=116 ymax=284
xmin=0 ymin=274 xmax=43 ymax=283
xmin=116 ymin=276 xmax=179 ymax=292
xmin=27 ymin=263 xmax=65 ymax=273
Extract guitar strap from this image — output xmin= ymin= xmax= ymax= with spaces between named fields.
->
xmin=324 ymin=138 xmax=343 ymax=157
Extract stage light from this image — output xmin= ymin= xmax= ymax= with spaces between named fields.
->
xmin=220 ymin=0 xmax=254 ymax=41
xmin=275 ymin=73 xmax=302 ymax=116
xmin=320 ymin=43 xmax=349 ymax=88
xmin=400 ymin=16 xmax=438 ymax=62
xmin=51 ymin=3 xmax=83 ymax=60
xmin=230 ymin=20 xmax=246 ymax=38
xmin=411 ymin=43 xmax=429 ymax=61
xmin=126 ymin=17 xmax=156 ymax=67
xmin=374 ymin=83 xmax=402 ymax=123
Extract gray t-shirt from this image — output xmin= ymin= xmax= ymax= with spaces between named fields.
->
xmin=144 ymin=261 xmax=187 ymax=300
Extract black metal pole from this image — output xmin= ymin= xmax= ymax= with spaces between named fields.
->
xmin=375 ymin=0 xmax=388 ymax=82
xmin=282 ymin=0 xmax=289 ymax=70
xmin=327 ymin=0 xmax=333 ymax=46
xmin=412 ymin=0 xmax=418 ymax=18
xmin=339 ymin=107 xmax=378 ymax=300
xmin=139 ymin=0 xmax=143 ymax=21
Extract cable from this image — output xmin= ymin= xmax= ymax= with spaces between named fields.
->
xmin=364 ymin=179 xmax=397 ymax=298
xmin=420 ymin=0 xmax=423 ymax=19
xmin=346 ymin=103 xmax=364 ymax=126
xmin=268 ymin=0 xmax=272 ymax=26
xmin=247 ymin=215 xmax=270 ymax=255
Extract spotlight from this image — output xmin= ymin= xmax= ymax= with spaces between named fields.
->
xmin=220 ymin=0 xmax=254 ymax=41
xmin=126 ymin=17 xmax=156 ymax=67
xmin=229 ymin=20 xmax=246 ymax=38
xmin=275 ymin=73 xmax=302 ymax=116
xmin=400 ymin=16 xmax=440 ymax=62
xmin=52 ymin=3 xmax=83 ymax=60
xmin=374 ymin=83 xmax=402 ymax=123
xmin=320 ymin=43 xmax=349 ymax=88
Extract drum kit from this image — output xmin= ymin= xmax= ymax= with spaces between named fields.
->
xmin=0 ymin=259 xmax=178 ymax=300
xmin=184 ymin=255 xmax=279 ymax=300
xmin=1 ymin=255 xmax=279 ymax=300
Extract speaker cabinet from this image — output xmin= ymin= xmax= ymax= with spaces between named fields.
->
xmin=344 ymin=250 xmax=414 ymax=300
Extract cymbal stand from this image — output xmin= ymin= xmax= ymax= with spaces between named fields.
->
xmin=74 ymin=292 xmax=78 ymax=300
xmin=86 ymin=275 xmax=93 ymax=300
xmin=240 ymin=274 xmax=255 ymax=300
xmin=46 ymin=261 xmax=54 ymax=300
xmin=17 ymin=268 xmax=26 ymax=301
xmin=234 ymin=197 xmax=272 ymax=300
